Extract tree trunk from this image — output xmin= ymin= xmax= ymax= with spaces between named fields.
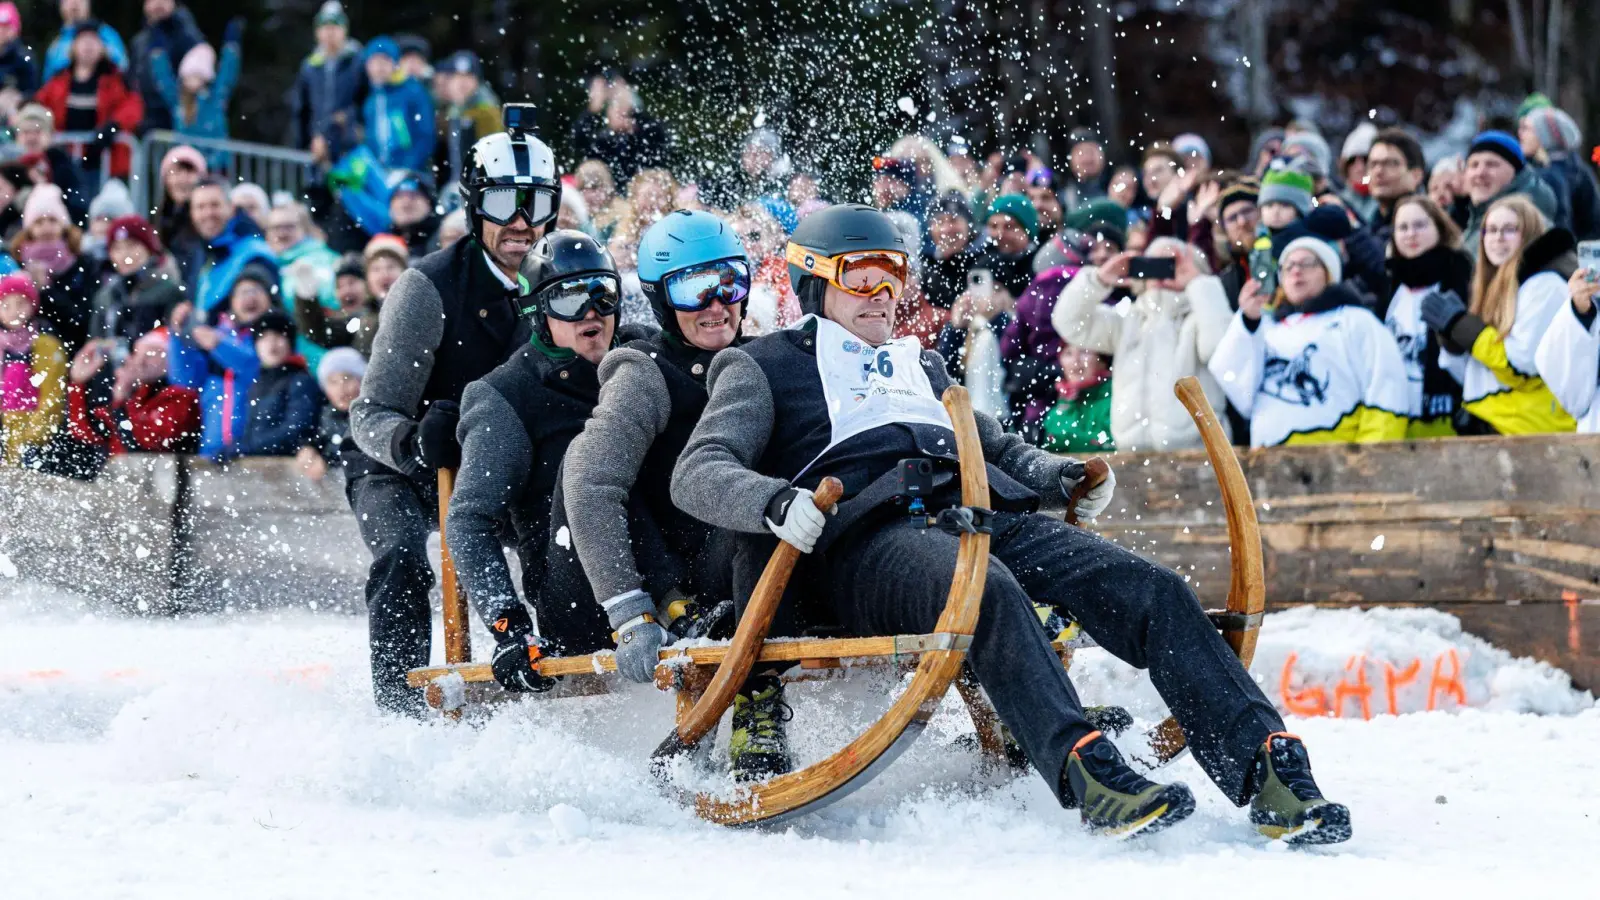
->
xmin=1086 ymin=0 xmax=1119 ymax=152
xmin=1542 ymin=0 xmax=1564 ymax=99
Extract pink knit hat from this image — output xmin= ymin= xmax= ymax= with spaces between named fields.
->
xmin=178 ymin=43 xmax=217 ymax=83
xmin=0 ymin=272 xmax=39 ymax=308
xmin=22 ymin=184 xmax=70 ymax=229
xmin=160 ymin=144 xmax=208 ymax=177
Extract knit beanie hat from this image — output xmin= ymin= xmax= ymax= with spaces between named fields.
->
xmin=317 ymin=346 xmax=367 ymax=388
xmin=255 ymin=308 xmax=296 ymax=341
xmin=1516 ymin=92 xmax=1553 ymax=123
xmin=1217 ymin=179 xmax=1260 ymax=218
xmin=160 ymin=144 xmax=208 ymax=176
xmin=234 ymin=262 xmax=279 ymax=296
xmin=89 ymin=178 xmax=135 ymax=222
xmin=1339 ymin=123 xmax=1378 ymax=165
xmin=1278 ymin=235 xmax=1343 ymax=285
xmin=334 ymin=252 xmax=366 ymax=281
xmin=1171 ymin=133 xmax=1212 ymax=166
xmin=1247 ymin=128 xmax=1286 ymax=166
xmin=107 ymin=216 xmax=163 ymax=255
xmin=987 ymin=193 xmax=1039 ymax=240
xmin=1282 ymin=131 xmax=1333 ymax=180
xmin=363 ymin=36 xmax=400 ymax=64
xmin=0 ymin=272 xmax=39 ymax=308
xmin=1064 ymin=198 xmax=1125 ymax=236
xmin=230 ymin=182 xmax=269 ymax=214
xmin=363 ymin=233 xmax=410 ymax=266
xmin=179 ymin=43 xmax=217 ymax=83
xmin=1468 ymin=131 xmax=1524 ymax=173
xmin=1259 ymin=168 xmax=1316 ymax=216
xmin=1524 ymin=108 xmax=1582 ymax=155
xmin=22 ymin=184 xmax=70 ymax=229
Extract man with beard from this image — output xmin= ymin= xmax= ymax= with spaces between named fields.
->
xmin=349 ymin=114 xmax=561 ymax=714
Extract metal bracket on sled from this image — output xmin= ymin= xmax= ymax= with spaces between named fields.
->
xmin=920 ymin=506 xmax=995 ymax=536
xmin=1206 ymin=610 xmax=1265 ymax=634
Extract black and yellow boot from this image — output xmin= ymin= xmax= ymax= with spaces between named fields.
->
xmin=1062 ymin=731 xmax=1196 ymax=838
xmin=728 ymin=674 xmax=793 ymax=782
xmin=1248 ymin=732 xmax=1352 ymax=845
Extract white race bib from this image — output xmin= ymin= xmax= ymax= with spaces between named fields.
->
xmin=798 ymin=316 xmax=954 ymax=476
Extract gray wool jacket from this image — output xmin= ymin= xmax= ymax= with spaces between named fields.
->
xmin=349 ymin=267 xmax=444 ymax=472
xmin=670 ymin=343 xmax=1074 ymax=537
xmin=560 ymin=346 xmax=673 ymax=603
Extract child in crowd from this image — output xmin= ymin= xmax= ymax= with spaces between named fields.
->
xmin=10 ymin=184 xmax=92 ymax=352
xmin=0 ymin=273 xmax=67 ymax=466
xmin=362 ymin=233 xmax=408 ymax=303
xmin=167 ymin=263 xmax=278 ymax=461
xmin=236 ymin=310 xmax=320 ymax=457
xmin=150 ymin=19 xmax=243 ymax=166
xmin=90 ymin=216 xmax=182 ymax=344
xmin=297 ymin=346 xmax=364 ymax=480
xmin=295 ymin=253 xmax=377 ymax=358
xmin=1257 ymin=166 xmax=1316 ymax=232
xmin=1040 ymin=344 xmax=1114 ymax=453
xmin=66 ymin=328 xmax=200 ymax=457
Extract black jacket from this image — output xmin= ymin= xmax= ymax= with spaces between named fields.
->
xmin=238 ymin=362 xmax=321 ymax=457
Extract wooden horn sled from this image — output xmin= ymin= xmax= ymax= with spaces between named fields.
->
xmin=405 ymin=376 xmax=1266 ymax=823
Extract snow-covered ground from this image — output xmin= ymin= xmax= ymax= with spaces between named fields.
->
xmin=3 ymin=581 xmax=1596 ymax=898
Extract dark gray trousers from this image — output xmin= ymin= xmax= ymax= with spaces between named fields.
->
xmin=346 ymin=469 xmax=437 ymax=716
xmin=820 ymin=511 xmax=1282 ymax=805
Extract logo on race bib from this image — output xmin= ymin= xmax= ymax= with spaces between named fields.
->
xmin=842 ymin=339 xmax=863 ymax=354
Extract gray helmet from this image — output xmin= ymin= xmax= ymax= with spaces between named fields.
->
xmin=784 ymin=203 xmax=909 ymax=315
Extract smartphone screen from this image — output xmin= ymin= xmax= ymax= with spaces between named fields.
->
xmin=1126 ymin=256 xmax=1176 ymax=280
xmin=966 ymin=268 xmax=993 ymax=293
xmin=1578 ymin=240 xmax=1600 ymax=278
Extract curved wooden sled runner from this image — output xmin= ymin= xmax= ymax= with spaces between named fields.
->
xmin=404 ymin=376 xmax=1266 ymax=822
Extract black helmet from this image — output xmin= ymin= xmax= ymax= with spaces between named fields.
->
xmin=459 ymin=107 xmax=561 ymax=245
xmin=784 ymin=203 xmax=909 ymax=315
xmin=519 ymin=229 xmax=620 ymax=341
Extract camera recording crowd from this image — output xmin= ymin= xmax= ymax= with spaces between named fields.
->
xmin=2 ymin=0 xmax=1599 ymax=486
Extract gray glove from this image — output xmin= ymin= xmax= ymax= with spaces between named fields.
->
xmin=603 ymin=588 xmax=669 ymax=684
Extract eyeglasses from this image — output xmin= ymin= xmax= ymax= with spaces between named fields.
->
xmin=477 ymin=184 xmax=558 ymax=228
xmin=1483 ymin=225 xmax=1522 ymax=239
xmin=784 ymin=244 xmax=908 ymax=299
xmin=1366 ymin=156 xmax=1407 ymax=172
xmin=1222 ymin=205 xmax=1259 ymax=226
xmin=663 ymin=258 xmax=752 ymax=312
xmin=1280 ymin=258 xmax=1325 ymax=273
xmin=532 ymin=273 xmax=620 ymax=321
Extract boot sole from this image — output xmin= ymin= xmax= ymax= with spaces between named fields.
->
xmin=1088 ymin=784 xmax=1197 ymax=840
xmin=1254 ymin=802 xmax=1352 ymax=845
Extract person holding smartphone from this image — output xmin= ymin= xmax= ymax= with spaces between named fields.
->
xmin=1051 ymin=237 xmax=1234 ymax=452
xmin=1534 ymin=244 xmax=1600 ymax=432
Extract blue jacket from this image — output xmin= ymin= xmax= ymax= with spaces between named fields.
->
xmin=190 ymin=211 xmax=279 ymax=314
xmin=45 ymin=24 xmax=130 ymax=80
xmin=130 ymin=5 xmax=205 ymax=131
xmin=237 ymin=362 xmax=321 ymax=457
xmin=289 ymin=40 xmax=365 ymax=155
xmin=362 ymin=74 xmax=435 ymax=173
xmin=168 ymin=318 xmax=259 ymax=461
xmin=150 ymin=41 xmax=240 ymax=149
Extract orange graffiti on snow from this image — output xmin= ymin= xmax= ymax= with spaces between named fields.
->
xmin=1280 ymin=649 xmax=1468 ymax=719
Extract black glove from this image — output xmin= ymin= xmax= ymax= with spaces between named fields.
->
xmin=488 ymin=605 xmax=556 ymax=693
xmin=223 ymin=17 xmax=246 ymax=46
xmin=1419 ymin=289 xmax=1486 ymax=355
xmin=416 ymin=400 xmax=461 ymax=470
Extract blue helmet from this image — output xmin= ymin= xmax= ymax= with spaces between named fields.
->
xmin=637 ymin=209 xmax=750 ymax=340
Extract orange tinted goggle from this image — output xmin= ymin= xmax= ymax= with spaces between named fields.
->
xmin=785 ymin=244 xmax=909 ymax=299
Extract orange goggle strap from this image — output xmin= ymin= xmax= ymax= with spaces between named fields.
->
xmin=785 ymin=243 xmax=908 ymax=298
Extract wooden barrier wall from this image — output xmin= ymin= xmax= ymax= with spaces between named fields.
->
xmin=2 ymin=436 xmax=1597 ymax=686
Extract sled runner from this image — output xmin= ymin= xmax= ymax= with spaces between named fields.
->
xmin=406 ymin=376 xmax=1265 ymax=825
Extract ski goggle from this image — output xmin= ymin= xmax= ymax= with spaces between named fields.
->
xmin=476 ymin=184 xmax=559 ymax=227
xmin=663 ymin=258 xmax=752 ymax=311
xmin=533 ymin=273 xmax=620 ymax=322
xmin=784 ymin=244 xmax=909 ymax=299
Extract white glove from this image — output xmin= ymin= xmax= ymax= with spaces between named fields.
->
xmin=1061 ymin=463 xmax=1116 ymax=522
xmin=764 ymin=486 xmax=828 ymax=553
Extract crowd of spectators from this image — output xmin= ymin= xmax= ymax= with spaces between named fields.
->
xmin=3 ymin=0 xmax=1599 ymax=483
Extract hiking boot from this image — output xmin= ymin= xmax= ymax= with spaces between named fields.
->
xmin=1062 ymin=731 xmax=1195 ymax=838
xmin=1248 ymin=732 xmax=1352 ymax=845
xmin=728 ymin=675 xmax=793 ymax=782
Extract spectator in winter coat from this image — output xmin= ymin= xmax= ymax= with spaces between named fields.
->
xmin=359 ymin=37 xmax=436 ymax=175
xmin=165 ymin=265 xmax=276 ymax=460
xmin=154 ymin=143 xmax=204 ymax=259
xmin=1208 ymin=180 xmax=1261 ymax=307
xmin=1000 ymin=265 xmax=1074 ymax=435
xmin=1461 ymin=131 xmax=1560 ymax=256
xmin=0 ymin=272 xmax=67 ymax=466
xmin=976 ymin=193 xmax=1040 ymax=298
xmin=6 ymin=103 xmax=90 ymax=222
xmin=297 ymin=345 xmax=363 ymax=480
xmin=149 ymin=20 xmax=243 ymax=163
xmin=1520 ymin=107 xmax=1600 ymax=241
xmin=290 ymin=1 xmax=364 ymax=163
xmin=387 ymin=173 xmax=441 ymax=259
xmin=920 ymin=191 xmax=980 ymax=311
xmin=1380 ymin=195 xmax=1471 ymax=437
xmin=1211 ymin=236 xmax=1409 ymax=447
xmin=65 ymin=327 xmax=199 ymax=457
xmin=236 ymin=310 xmax=319 ymax=457
xmin=11 ymin=185 xmax=94 ymax=353
xmin=268 ymin=202 xmax=340 ymax=352
xmin=1535 ymin=259 xmax=1600 ymax=434
xmin=0 ymin=3 xmax=38 ymax=112
xmin=1303 ymin=204 xmax=1389 ymax=306
xmin=433 ymin=51 xmax=503 ymax=187
xmin=1061 ymin=127 xmax=1110 ymax=212
xmin=569 ymin=76 xmax=669 ymax=183
xmin=294 ymin=252 xmax=376 ymax=359
xmin=84 ymin=177 xmax=134 ymax=248
xmin=1039 ymin=343 xmax=1114 ymax=454
xmin=129 ymin=0 xmax=203 ymax=132
xmin=1364 ymin=129 xmax=1426 ymax=246
xmin=1258 ymin=166 xmax=1315 ymax=232
xmin=34 ymin=23 xmax=144 ymax=180
xmin=90 ymin=215 xmax=181 ymax=344
xmin=1425 ymin=195 xmax=1576 ymax=436
xmin=361 ymin=233 xmax=409 ymax=306
xmin=1053 ymin=236 xmax=1233 ymax=451
xmin=185 ymin=178 xmax=278 ymax=315
xmin=45 ymin=1 xmax=128 ymax=80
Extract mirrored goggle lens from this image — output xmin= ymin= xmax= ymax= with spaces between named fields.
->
xmin=478 ymin=186 xmax=556 ymax=225
xmin=664 ymin=259 xmax=752 ymax=311
xmin=543 ymin=274 xmax=620 ymax=320
xmin=837 ymin=252 xmax=908 ymax=297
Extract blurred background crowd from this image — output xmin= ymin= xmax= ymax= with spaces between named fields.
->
xmin=2 ymin=0 xmax=1598 ymax=483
